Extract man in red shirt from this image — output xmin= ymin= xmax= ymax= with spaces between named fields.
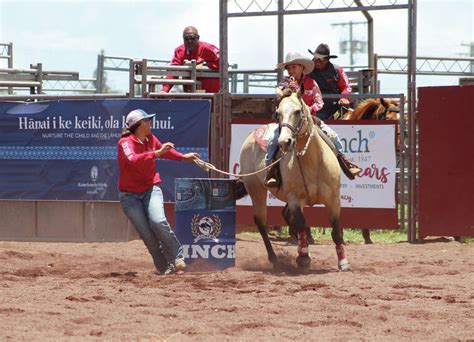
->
xmin=161 ymin=26 xmax=220 ymax=93
xmin=308 ymin=43 xmax=352 ymax=120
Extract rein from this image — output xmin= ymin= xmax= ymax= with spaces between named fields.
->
xmin=193 ymin=155 xmax=284 ymax=178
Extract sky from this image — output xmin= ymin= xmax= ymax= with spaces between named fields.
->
xmin=0 ymin=0 xmax=473 ymax=94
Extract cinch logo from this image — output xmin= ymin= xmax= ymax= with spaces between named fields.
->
xmin=182 ymin=244 xmax=235 ymax=259
xmin=191 ymin=214 xmax=222 ymax=242
xmin=340 ymin=129 xmax=370 ymax=153
xmin=90 ymin=166 xmax=98 ymax=182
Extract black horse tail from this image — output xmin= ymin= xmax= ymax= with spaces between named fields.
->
xmin=234 ymin=179 xmax=248 ymax=200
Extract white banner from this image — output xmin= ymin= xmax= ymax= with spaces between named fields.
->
xmin=230 ymin=124 xmax=396 ymax=209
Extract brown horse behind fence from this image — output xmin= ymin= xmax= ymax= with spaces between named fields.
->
xmin=345 ymin=97 xmax=400 ymax=121
xmin=344 ymin=97 xmax=401 ymax=243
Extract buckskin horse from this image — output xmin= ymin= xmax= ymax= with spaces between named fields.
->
xmin=236 ymin=88 xmax=351 ymax=272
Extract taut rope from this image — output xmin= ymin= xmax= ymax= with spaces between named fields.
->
xmin=193 ymin=155 xmax=283 ymax=178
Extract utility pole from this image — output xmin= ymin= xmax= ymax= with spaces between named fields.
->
xmin=460 ymin=42 xmax=474 ymax=73
xmin=331 ymin=21 xmax=367 ymax=69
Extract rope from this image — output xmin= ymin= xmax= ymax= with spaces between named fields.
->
xmin=193 ymin=155 xmax=283 ymax=178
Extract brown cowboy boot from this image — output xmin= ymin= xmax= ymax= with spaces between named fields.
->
xmin=264 ymin=163 xmax=280 ymax=188
xmin=337 ymin=153 xmax=362 ymax=180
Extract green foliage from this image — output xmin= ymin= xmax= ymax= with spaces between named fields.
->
xmin=242 ymin=227 xmax=407 ymax=244
xmin=241 ymin=227 xmax=472 ymax=244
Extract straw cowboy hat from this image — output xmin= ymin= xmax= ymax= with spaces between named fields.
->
xmin=308 ymin=43 xmax=338 ymax=59
xmin=276 ymin=52 xmax=314 ymax=74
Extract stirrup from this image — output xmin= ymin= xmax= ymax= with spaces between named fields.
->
xmin=337 ymin=154 xmax=357 ymax=180
xmin=264 ymin=177 xmax=279 ymax=188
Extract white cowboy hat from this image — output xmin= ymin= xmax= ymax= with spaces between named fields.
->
xmin=125 ymin=109 xmax=156 ymax=128
xmin=276 ymin=52 xmax=314 ymax=74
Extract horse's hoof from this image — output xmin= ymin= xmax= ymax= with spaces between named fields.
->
xmin=273 ymin=262 xmax=283 ymax=273
xmin=338 ymin=258 xmax=352 ymax=272
xmin=296 ymin=255 xmax=311 ymax=273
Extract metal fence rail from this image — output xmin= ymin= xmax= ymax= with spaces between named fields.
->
xmin=228 ymin=0 xmax=409 ymax=16
xmin=376 ymin=54 xmax=474 ymax=76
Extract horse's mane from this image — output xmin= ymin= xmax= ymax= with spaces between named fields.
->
xmin=351 ymin=98 xmax=382 ymax=120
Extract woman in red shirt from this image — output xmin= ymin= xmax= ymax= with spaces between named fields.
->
xmin=118 ymin=109 xmax=199 ymax=275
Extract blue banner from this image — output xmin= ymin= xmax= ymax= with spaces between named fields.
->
xmin=0 ymin=99 xmax=210 ymax=201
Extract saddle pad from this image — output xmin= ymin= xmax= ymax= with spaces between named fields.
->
xmin=253 ymin=123 xmax=278 ymax=153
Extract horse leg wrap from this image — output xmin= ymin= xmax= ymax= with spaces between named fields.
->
xmin=297 ymin=231 xmax=309 ymax=256
xmin=335 ymin=243 xmax=346 ymax=260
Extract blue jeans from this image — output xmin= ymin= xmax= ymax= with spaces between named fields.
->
xmin=265 ymin=126 xmax=280 ymax=166
xmin=320 ymin=122 xmax=344 ymax=154
xmin=265 ymin=122 xmax=344 ymax=164
xmin=175 ymin=178 xmax=235 ymax=211
xmin=119 ymin=185 xmax=184 ymax=274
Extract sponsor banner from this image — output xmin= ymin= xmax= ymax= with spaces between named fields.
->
xmin=0 ymin=99 xmax=210 ymax=201
xmin=175 ymin=209 xmax=236 ymax=270
xmin=229 ymin=123 xmax=396 ymax=209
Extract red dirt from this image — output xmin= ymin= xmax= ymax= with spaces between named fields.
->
xmin=0 ymin=235 xmax=473 ymax=340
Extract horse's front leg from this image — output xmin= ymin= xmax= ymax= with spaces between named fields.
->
xmin=283 ymin=200 xmax=311 ymax=272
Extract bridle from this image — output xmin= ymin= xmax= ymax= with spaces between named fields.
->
xmin=278 ymin=96 xmax=311 ymax=140
xmin=379 ymin=105 xmax=400 ymax=120
xmin=277 ymin=94 xmax=315 ymax=205
xmin=279 ymin=114 xmax=308 ymax=139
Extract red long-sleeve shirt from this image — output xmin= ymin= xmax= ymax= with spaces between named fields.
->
xmin=336 ymin=65 xmax=352 ymax=98
xmin=161 ymin=41 xmax=220 ymax=93
xmin=117 ymin=134 xmax=184 ymax=193
xmin=278 ymin=75 xmax=324 ymax=115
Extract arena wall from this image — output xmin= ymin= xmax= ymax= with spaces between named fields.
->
xmin=0 ymin=200 xmax=141 ymax=242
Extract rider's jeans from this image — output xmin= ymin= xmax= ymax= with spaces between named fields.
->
xmin=320 ymin=122 xmax=344 ymax=154
xmin=265 ymin=125 xmax=280 ymax=166
xmin=119 ymin=185 xmax=184 ymax=273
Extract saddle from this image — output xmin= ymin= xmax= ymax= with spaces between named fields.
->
xmin=253 ymin=123 xmax=278 ymax=153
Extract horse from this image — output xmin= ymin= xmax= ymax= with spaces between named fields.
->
xmin=344 ymin=97 xmax=401 ymax=244
xmin=344 ymin=97 xmax=400 ymax=121
xmin=236 ymin=87 xmax=351 ymax=272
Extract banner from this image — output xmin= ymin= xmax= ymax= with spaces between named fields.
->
xmin=175 ymin=178 xmax=236 ymax=271
xmin=229 ymin=123 xmax=396 ymax=209
xmin=0 ymin=99 xmax=210 ymax=201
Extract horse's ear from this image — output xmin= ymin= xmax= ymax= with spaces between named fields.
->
xmin=276 ymin=87 xmax=283 ymax=104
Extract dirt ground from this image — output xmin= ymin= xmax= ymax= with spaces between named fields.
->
xmin=0 ymin=235 xmax=473 ymax=341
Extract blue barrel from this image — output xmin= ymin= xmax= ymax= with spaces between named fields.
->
xmin=175 ymin=178 xmax=236 ymax=271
